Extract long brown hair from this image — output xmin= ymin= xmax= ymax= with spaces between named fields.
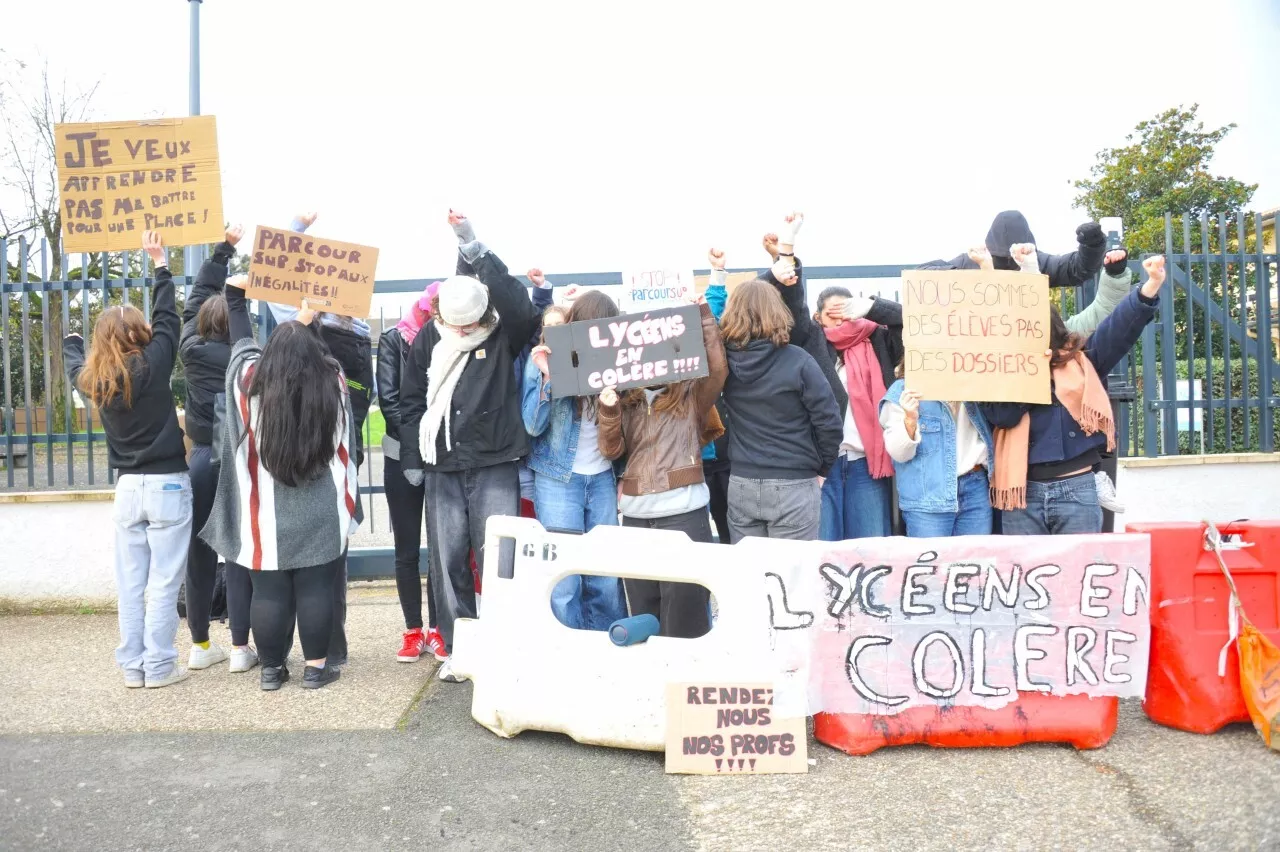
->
xmin=1048 ymin=305 xmax=1086 ymax=367
xmin=78 ymin=305 xmax=152 ymax=408
xmin=566 ymin=291 xmax=619 ymax=419
xmin=197 ymin=294 xmax=229 ymax=340
xmin=719 ymin=279 xmax=793 ymax=348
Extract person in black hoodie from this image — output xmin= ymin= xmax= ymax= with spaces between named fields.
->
xmin=177 ymin=224 xmax=257 ymax=676
xmin=718 ymin=274 xmax=843 ymax=541
xmin=399 ymin=211 xmax=540 ymax=683
xmin=923 ymin=210 xmax=1107 ymax=286
xmin=64 ymin=231 xmax=193 ymax=689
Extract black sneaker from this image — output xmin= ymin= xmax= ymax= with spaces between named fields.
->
xmin=302 ymin=665 xmax=341 ymax=689
xmin=261 ymin=665 xmax=290 ymax=691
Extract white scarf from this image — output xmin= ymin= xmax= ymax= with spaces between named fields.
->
xmin=419 ymin=318 xmax=497 ymax=465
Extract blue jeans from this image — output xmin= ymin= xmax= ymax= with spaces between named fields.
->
xmin=902 ymin=468 xmax=993 ymax=537
xmin=819 ymin=456 xmax=892 ymax=541
xmin=113 ymin=472 xmax=193 ymax=679
xmin=1001 ymin=472 xmax=1102 ymax=535
xmin=534 ymin=470 xmax=626 ymax=631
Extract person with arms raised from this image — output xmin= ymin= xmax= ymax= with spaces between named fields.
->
xmin=399 ymin=211 xmax=540 ymax=682
xmin=64 ymin=231 xmax=193 ymax=689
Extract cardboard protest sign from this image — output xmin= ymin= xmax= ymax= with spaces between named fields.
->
xmin=55 ymin=116 xmax=224 ymax=253
xmin=621 ymin=269 xmax=694 ymax=310
xmin=541 ymin=304 xmax=707 ymax=398
xmin=665 ymin=683 xmax=808 ymax=775
xmin=902 ymin=268 xmax=1051 ymax=403
xmin=693 ymin=271 xmax=759 ymax=297
xmin=245 ymin=225 xmax=379 ymax=319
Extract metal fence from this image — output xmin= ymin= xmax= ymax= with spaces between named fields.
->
xmin=4 ymin=213 xmax=1278 ymax=498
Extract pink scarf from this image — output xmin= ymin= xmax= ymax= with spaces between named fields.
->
xmin=824 ymin=319 xmax=893 ymax=479
xmin=396 ymin=282 xmax=441 ymax=346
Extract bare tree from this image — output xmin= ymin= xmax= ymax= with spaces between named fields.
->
xmin=1 ymin=52 xmax=99 ymax=430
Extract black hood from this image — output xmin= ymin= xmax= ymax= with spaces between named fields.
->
xmin=985 ymin=210 xmax=1036 ymax=258
xmin=725 ymin=339 xmax=781 ymax=384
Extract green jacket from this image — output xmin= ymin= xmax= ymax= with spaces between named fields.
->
xmin=1066 ymin=267 xmax=1134 ymax=336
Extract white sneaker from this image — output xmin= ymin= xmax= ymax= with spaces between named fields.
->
xmin=188 ymin=642 xmax=230 ymax=670
xmin=145 ymin=667 xmax=192 ymax=689
xmin=124 ymin=671 xmax=145 ymax=689
xmin=437 ymin=658 xmax=465 ymax=683
xmin=1095 ymin=470 xmax=1125 ymax=513
xmin=229 ymin=646 xmax=260 ymax=673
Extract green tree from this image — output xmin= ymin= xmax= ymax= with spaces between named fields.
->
xmin=1072 ymin=104 xmax=1257 ymax=254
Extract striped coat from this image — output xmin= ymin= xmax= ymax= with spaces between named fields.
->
xmin=200 ymin=338 xmax=363 ymax=571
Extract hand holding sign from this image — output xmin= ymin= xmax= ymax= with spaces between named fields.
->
xmin=1141 ymin=255 xmax=1166 ymax=298
xmin=531 ymin=344 xmax=552 ymax=379
xmin=225 ymin=224 xmax=244 ymax=247
xmin=142 ymin=230 xmax=166 ymax=267
xmin=600 ymin=386 xmax=619 ymax=408
xmin=296 ymin=299 xmax=317 ymax=326
xmin=900 ymin=389 xmax=922 ymax=439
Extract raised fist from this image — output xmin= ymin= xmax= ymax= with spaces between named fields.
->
xmin=447 ymin=209 xmax=468 ymax=227
xmin=225 ymin=224 xmax=244 ymax=247
xmin=142 ymin=231 xmax=166 ymax=266
xmin=1141 ymin=255 xmax=1166 ymax=297
xmin=1010 ymin=243 xmax=1038 ymax=273
xmin=1076 ymin=222 xmax=1105 ymax=247
xmin=296 ymin=212 xmax=319 ymax=228
xmin=1104 ymin=249 xmax=1129 ymax=276
xmin=528 ymin=268 xmax=547 ymax=287
xmin=708 ymin=248 xmax=726 ymax=271
xmin=599 ymin=386 xmax=619 ymax=408
xmin=967 ymin=246 xmax=993 ymax=270
xmin=226 ymin=273 xmax=248 ymax=292
xmin=779 ymin=212 xmax=804 ymax=246
xmin=762 ymin=233 xmax=780 ymax=261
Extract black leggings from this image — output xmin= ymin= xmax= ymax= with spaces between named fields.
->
xmin=705 ymin=466 xmax=731 ymax=545
xmin=385 ymin=456 xmax=436 ymax=630
xmin=186 ymin=443 xmax=219 ymax=643
xmin=249 ymin=554 xmax=343 ymax=667
xmin=225 ymin=561 xmax=253 ymax=646
xmin=622 ymin=508 xmax=713 ymax=638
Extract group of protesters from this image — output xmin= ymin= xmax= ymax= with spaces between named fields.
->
xmin=65 ymin=206 xmax=1167 ymax=692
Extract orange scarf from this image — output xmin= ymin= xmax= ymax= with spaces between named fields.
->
xmin=991 ymin=351 xmax=1116 ymax=510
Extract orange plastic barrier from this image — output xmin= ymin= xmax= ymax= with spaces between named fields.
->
xmin=814 ymin=695 xmax=1119 ymax=755
xmin=1126 ymin=520 xmax=1280 ymax=734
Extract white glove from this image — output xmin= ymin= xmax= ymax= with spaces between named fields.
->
xmin=709 ymin=268 xmax=727 ymax=288
xmin=779 ymin=212 xmax=804 ymax=246
xmin=842 ymin=295 xmax=875 ymax=321
xmin=1010 ymin=243 xmax=1038 ymax=274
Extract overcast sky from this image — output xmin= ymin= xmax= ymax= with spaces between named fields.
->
xmin=5 ymin=0 xmax=1279 ymax=306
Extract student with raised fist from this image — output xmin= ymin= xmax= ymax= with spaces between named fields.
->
xmin=981 ymin=256 xmax=1167 ymax=535
xmin=64 ymin=231 xmax=193 ymax=689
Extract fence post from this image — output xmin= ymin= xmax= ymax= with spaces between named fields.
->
xmin=1237 ymin=212 xmax=1252 ymax=450
xmin=1160 ymin=215 xmax=1178 ymax=454
xmin=1257 ymin=212 xmax=1275 ymax=452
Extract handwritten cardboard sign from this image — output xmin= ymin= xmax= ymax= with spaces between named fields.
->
xmin=55 ymin=116 xmax=224 ymax=253
xmin=245 ymin=226 xmax=379 ymax=319
xmin=541 ymin=304 xmax=707 ymax=398
xmin=902 ymin=268 xmax=1051 ymax=403
xmin=621 ymin=269 xmax=694 ymax=311
xmin=665 ymin=683 xmax=808 ymax=775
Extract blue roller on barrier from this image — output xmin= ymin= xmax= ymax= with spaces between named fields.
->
xmin=609 ymin=614 xmax=659 ymax=646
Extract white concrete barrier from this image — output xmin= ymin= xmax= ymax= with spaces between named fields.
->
xmin=1117 ymin=453 xmax=1280 ymax=527
xmin=0 ymin=492 xmax=117 ymax=609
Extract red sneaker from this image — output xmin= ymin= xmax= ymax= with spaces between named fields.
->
xmin=425 ymin=628 xmax=448 ymax=662
xmin=397 ymin=628 xmax=426 ymax=662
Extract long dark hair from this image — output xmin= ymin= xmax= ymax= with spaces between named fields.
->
xmin=245 ymin=322 xmax=344 ymax=487
xmin=1048 ymin=305 xmax=1087 ymax=367
xmin=566 ymin=290 xmax=619 ymax=419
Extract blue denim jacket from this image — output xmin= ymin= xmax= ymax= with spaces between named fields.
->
xmin=521 ymin=356 xmax=583 ymax=483
xmin=881 ymin=380 xmax=995 ymax=512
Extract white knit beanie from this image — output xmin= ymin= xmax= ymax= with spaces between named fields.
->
xmin=437 ymin=275 xmax=489 ymax=326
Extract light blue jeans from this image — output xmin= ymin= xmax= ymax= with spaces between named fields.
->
xmin=902 ymin=469 xmax=994 ymax=537
xmin=112 ymin=472 xmax=193 ymax=679
xmin=534 ymin=470 xmax=626 ymax=631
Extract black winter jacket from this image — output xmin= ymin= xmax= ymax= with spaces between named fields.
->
xmin=376 ymin=326 xmax=409 ymax=448
xmin=923 ymin=210 xmax=1107 ymax=288
xmin=320 ymin=323 xmax=373 ymax=468
xmin=771 ymin=257 xmax=904 ymax=414
xmin=400 ymin=247 xmax=540 ymax=473
xmin=723 ymin=339 xmax=843 ymax=479
xmin=179 ymin=241 xmax=235 ymax=446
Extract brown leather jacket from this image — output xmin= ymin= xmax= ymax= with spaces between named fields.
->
xmin=597 ymin=303 xmax=727 ymax=498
